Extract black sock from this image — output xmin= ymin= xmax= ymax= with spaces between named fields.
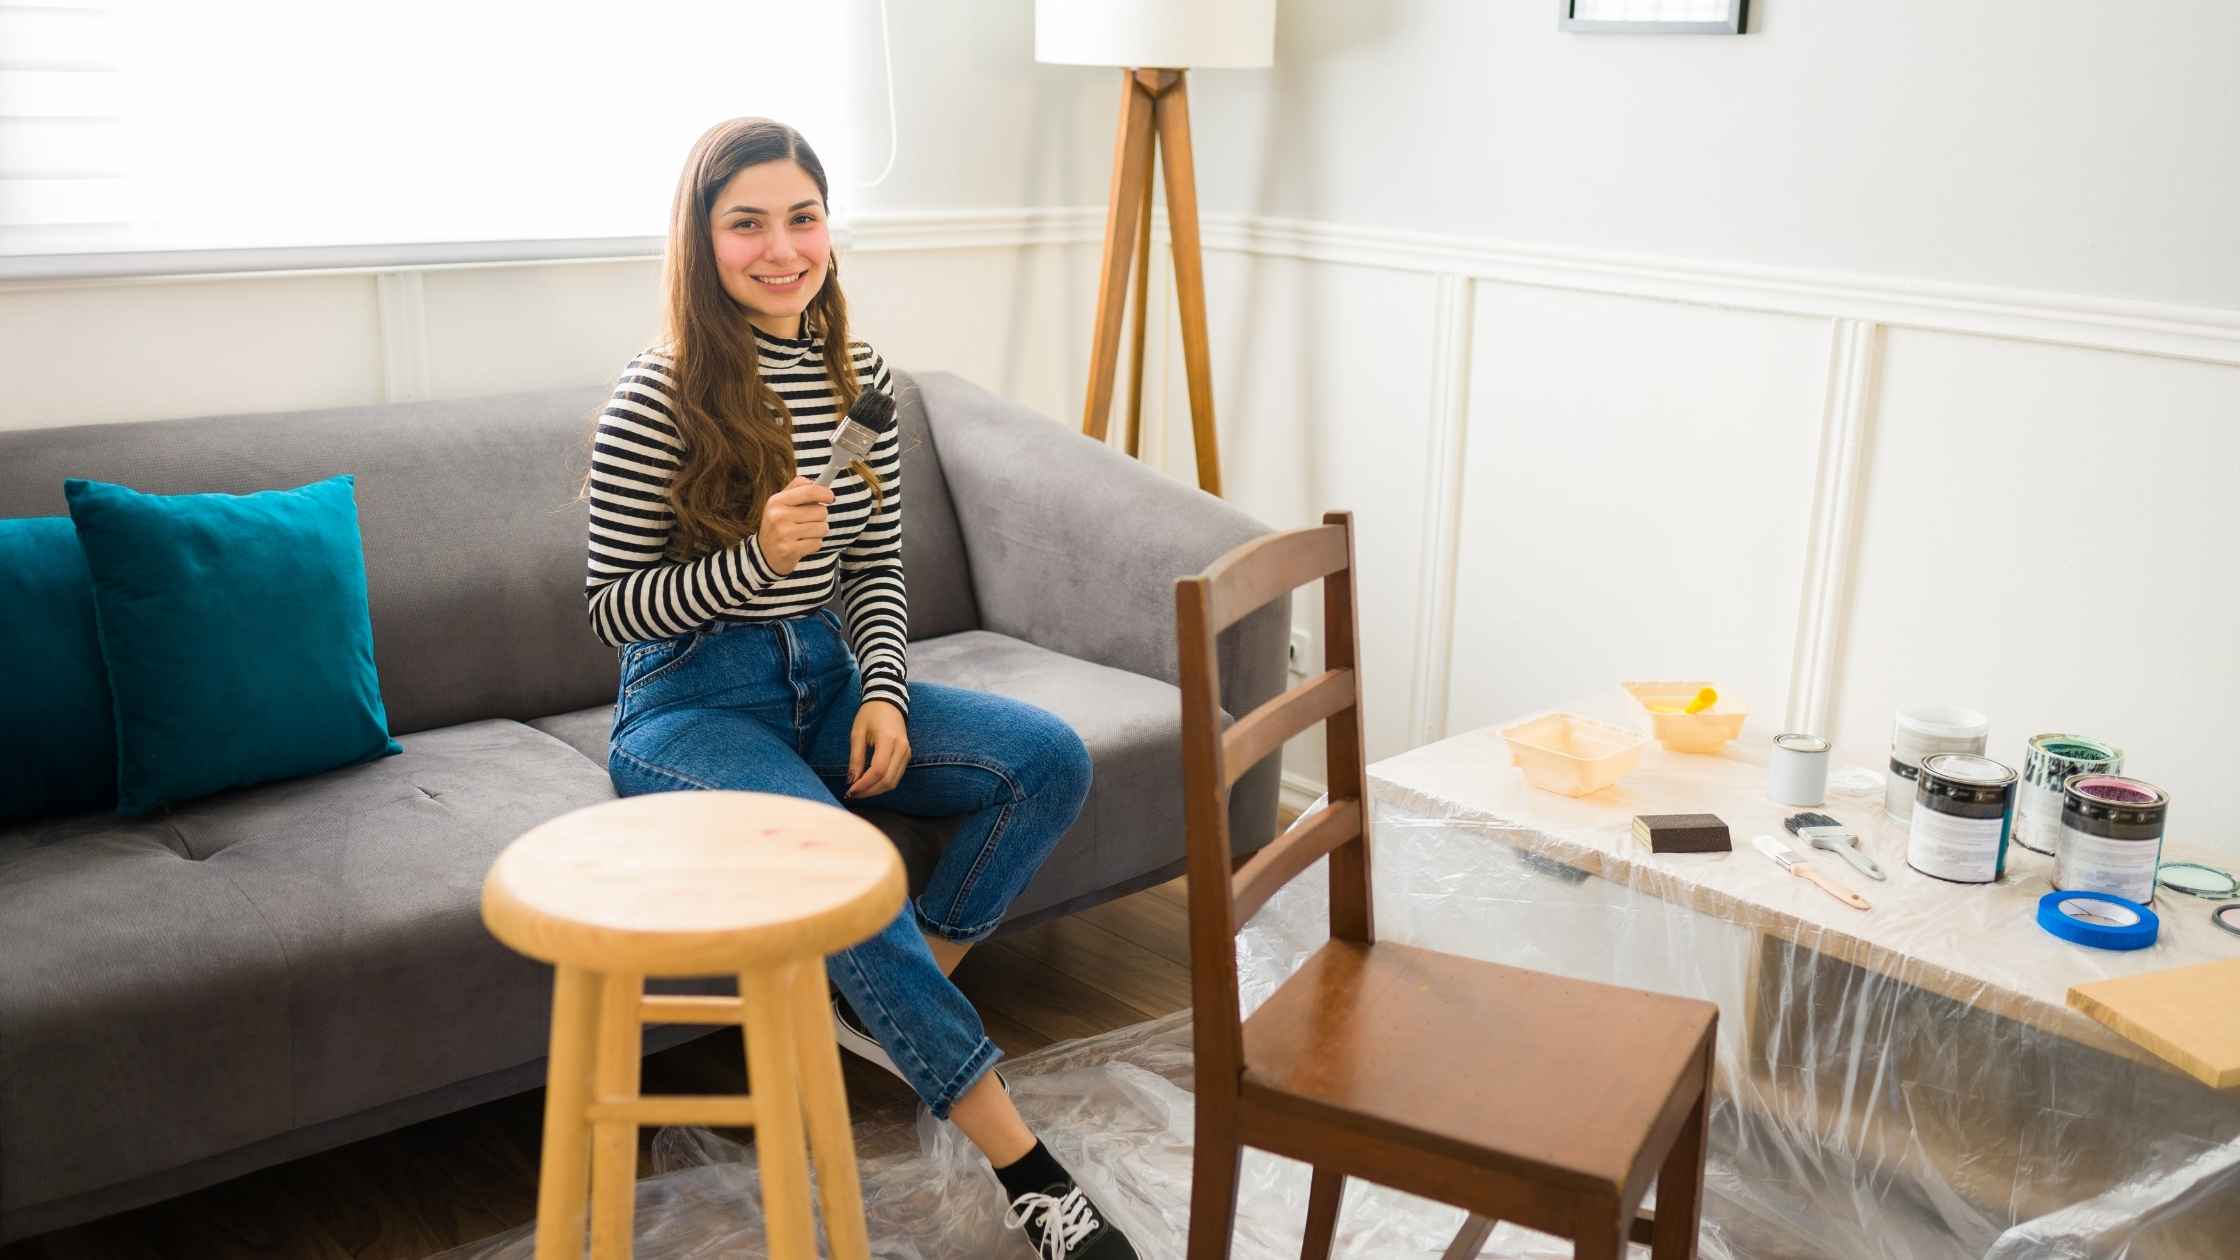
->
xmin=993 ymin=1139 xmax=1068 ymax=1203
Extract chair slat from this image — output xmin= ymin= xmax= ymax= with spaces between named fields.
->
xmin=1202 ymin=524 xmax=1349 ymax=633
xmin=1230 ymin=799 xmax=1363 ymax=929
xmin=1222 ymin=669 xmax=1354 ymax=790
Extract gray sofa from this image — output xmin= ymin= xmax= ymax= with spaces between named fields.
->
xmin=0 ymin=369 xmax=1286 ymax=1243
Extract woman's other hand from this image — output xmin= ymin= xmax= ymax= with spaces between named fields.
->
xmin=846 ymin=698 xmax=911 ymax=800
xmin=758 ymin=476 xmax=832 ymax=576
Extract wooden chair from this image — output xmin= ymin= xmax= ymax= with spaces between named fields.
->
xmin=482 ymin=791 xmax=906 ymax=1260
xmin=1174 ymin=511 xmax=1719 ymax=1260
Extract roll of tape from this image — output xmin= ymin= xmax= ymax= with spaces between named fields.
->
xmin=2036 ymin=890 xmax=2159 ymax=951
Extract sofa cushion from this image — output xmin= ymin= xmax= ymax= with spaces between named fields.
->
xmin=0 ymin=719 xmax=615 ymax=1215
xmin=527 ymin=628 xmax=1205 ymax=924
xmin=64 ymin=474 xmax=403 ymax=817
xmin=0 ymin=517 xmax=115 ymax=819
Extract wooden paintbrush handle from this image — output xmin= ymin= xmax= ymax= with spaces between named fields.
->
xmin=1796 ymin=865 xmax=1871 ymax=911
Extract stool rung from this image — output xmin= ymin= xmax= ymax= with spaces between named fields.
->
xmin=587 ymin=1095 xmax=757 ymax=1127
xmin=639 ymin=995 xmax=746 ymax=1024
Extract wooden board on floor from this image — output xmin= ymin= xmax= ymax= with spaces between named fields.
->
xmin=2068 ymin=958 xmax=2240 ymax=1090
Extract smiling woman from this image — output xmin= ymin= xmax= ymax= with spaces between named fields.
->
xmin=0 ymin=1 xmax=857 ymax=269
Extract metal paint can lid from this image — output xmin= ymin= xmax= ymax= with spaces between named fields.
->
xmin=2158 ymin=862 xmax=2238 ymax=900
xmin=1774 ymin=733 xmax=1830 ymax=755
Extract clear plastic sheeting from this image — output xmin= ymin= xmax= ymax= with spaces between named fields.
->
xmin=438 ymin=791 xmax=2240 ymax=1259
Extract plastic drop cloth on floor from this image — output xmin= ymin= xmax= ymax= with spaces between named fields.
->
xmin=435 ymin=793 xmax=2240 ymax=1260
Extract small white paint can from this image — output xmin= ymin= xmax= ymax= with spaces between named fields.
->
xmin=1769 ymin=733 xmax=1831 ymax=807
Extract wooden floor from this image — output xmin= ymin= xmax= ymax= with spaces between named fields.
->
xmin=0 ymin=878 xmax=1206 ymax=1260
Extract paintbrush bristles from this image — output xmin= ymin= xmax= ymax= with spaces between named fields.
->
xmin=845 ymin=388 xmax=896 ymax=433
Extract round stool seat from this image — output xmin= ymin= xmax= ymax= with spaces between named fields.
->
xmin=482 ymin=791 xmax=906 ymax=974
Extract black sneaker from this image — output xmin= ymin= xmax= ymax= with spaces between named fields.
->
xmin=1003 ymin=1179 xmax=1137 ymax=1258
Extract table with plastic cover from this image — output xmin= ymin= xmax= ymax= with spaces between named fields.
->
xmin=1355 ymin=718 xmax=2240 ymax=1260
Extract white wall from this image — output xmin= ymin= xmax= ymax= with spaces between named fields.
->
xmin=1182 ymin=0 xmax=2240 ymax=309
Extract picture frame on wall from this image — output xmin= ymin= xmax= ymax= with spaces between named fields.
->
xmin=1559 ymin=0 xmax=1748 ymax=35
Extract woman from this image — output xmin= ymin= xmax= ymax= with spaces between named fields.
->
xmin=582 ymin=117 xmax=1136 ymax=1259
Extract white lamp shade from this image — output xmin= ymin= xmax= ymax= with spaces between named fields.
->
xmin=1034 ymin=0 xmax=1276 ymax=69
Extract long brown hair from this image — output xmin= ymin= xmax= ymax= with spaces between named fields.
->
xmin=612 ymin=117 xmax=881 ymax=561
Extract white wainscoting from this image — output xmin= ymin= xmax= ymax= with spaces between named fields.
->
xmin=6 ymin=213 xmax=2237 ymax=852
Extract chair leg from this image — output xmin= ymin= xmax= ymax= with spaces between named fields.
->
xmin=1439 ymin=1214 xmax=1498 ymax=1260
xmin=743 ymin=964 xmax=816 ymax=1258
xmin=588 ymin=971 xmax=644 ymax=1260
xmin=1299 ymin=1167 xmax=1344 ymax=1260
xmin=1571 ymin=1204 xmax=1625 ymax=1260
xmin=1651 ymin=1085 xmax=1710 ymax=1259
xmin=534 ymin=965 xmax=600 ymax=1260
xmin=1186 ymin=1105 xmax=1243 ymax=1260
xmin=790 ymin=959 xmax=871 ymax=1260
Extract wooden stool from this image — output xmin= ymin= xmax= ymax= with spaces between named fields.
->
xmin=482 ymin=791 xmax=906 ymax=1260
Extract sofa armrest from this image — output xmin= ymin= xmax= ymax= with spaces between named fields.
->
xmin=912 ymin=371 xmax=1290 ymax=724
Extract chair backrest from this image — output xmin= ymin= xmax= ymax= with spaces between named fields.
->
xmin=1174 ymin=510 xmax=1374 ymax=1085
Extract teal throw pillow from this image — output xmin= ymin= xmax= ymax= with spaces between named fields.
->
xmin=63 ymin=474 xmax=402 ymax=817
xmin=0 ymin=517 xmax=117 ymax=819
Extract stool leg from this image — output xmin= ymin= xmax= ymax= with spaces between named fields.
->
xmin=535 ymin=965 xmax=600 ymax=1260
xmin=589 ymin=971 xmax=645 ymax=1260
xmin=790 ymin=959 xmax=870 ymax=1260
xmin=742 ymin=964 xmax=816 ymax=1258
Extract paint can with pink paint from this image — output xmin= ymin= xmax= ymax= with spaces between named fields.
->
xmin=2054 ymin=774 xmax=2170 ymax=906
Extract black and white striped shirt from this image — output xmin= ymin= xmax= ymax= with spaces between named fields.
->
xmin=584 ymin=325 xmax=909 ymax=715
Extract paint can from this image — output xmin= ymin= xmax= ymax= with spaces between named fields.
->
xmin=1906 ymin=753 xmax=2016 ymax=884
xmin=1885 ymin=705 xmax=1989 ymax=822
xmin=2016 ymin=734 xmax=2124 ymax=856
xmin=1769 ymin=733 xmax=1831 ymax=806
xmin=2054 ymin=774 xmax=2170 ymax=906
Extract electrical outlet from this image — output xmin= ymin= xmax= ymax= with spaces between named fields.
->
xmin=1288 ymin=628 xmax=1312 ymax=674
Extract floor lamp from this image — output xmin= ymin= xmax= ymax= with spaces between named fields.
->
xmin=1036 ymin=0 xmax=1277 ymax=498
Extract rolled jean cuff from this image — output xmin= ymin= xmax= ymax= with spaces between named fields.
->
xmin=913 ymin=895 xmax=1007 ymax=946
xmin=928 ymin=1037 xmax=1004 ymax=1120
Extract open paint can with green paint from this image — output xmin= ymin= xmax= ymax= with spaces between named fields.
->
xmin=2017 ymin=733 xmax=2123 ymax=856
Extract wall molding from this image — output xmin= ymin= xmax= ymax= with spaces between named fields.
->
xmin=15 ymin=206 xmax=2237 ymax=371
xmin=1407 ymin=272 xmax=1475 ymax=748
xmin=1784 ymin=318 xmax=1880 ymax=737
xmin=373 ymin=271 xmax=430 ymax=403
xmin=1195 ymin=215 xmax=2240 ymax=368
xmin=1280 ymin=771 xmax=1327 ymax=817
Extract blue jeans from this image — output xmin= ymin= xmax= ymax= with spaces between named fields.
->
xmin=605 ymin=608 xmax=1093 ymax=1117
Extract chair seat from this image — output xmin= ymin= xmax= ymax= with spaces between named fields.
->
xmin=481 ymin=791 xmax=907 ymax=974
xmin=1240 ymin=939 xmax=1716 ymax=1197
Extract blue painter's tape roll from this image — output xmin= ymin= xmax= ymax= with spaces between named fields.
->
xmin=2036 ymin=890 xmax=2159 ymax=951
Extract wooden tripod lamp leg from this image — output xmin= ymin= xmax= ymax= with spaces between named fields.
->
xmin=1153 ymin=71 xmax=1222 ymax=497
xmin=1084 ymin=70 xmax=1158 ymax=443
xmin=1124 ymin=168 xmax=1154 ymax=459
